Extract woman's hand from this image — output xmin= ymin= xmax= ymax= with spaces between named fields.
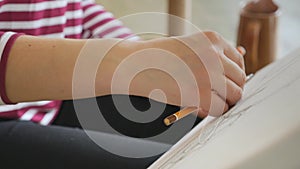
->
xmin=127 ymin=31 xmax=246 ymax=118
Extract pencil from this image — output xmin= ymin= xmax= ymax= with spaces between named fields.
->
xmin=246 ymin=73 xmax=254 ymax=82
xmin=163 ymin=74 xmax=254 ymax=126
xmin=164 ymin=107 xmax=198 ymax=126
xmin=163 ymin=47 xmax=252 ymax=126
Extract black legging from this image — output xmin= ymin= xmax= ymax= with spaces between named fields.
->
xmin=0 ymin=95 xmax=202 ymax=169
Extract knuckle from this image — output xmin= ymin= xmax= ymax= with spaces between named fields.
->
xmin=223 ymin=103 xmax=229 ymax=113
xmin=235 ymin=87 xmax=243 ymax=100
xmin=238 ymin=52 xmax=245 ymax=66
xmin=204 ymin=31 xmax=222 ymax=43
xmin=241 ymin=71 xmax=247 ymax=85
xmin=205 ymin=31 xmax=219 ymax=37
xmin=198 ymin=107 xmax=209 ymax=118
xmin=230 ymin=87 xmax=243 ymax=105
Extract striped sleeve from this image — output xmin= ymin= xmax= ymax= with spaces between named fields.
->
xmin=0 ymin=31 xmax=23 ymax=105
xmin=0 ymin=100 xmax=62 ymax=125
xmin=81 ymin=0 xmax=139 ymax=40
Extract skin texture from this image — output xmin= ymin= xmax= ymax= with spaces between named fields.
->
xmin=5 ymin=31 xmax=246 ymax=118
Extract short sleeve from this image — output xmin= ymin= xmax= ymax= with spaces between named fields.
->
xmin=0 ymin=31 xmax=23 ymax=105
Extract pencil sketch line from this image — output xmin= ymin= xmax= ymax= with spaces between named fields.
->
xmin=162 ymin=74 xmax=300 ymax=168
xmin=159 ymin=55 xmax=300 ymax=168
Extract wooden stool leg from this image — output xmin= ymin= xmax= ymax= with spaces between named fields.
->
xmin=168 ymin=0 xmax=192 ymax=36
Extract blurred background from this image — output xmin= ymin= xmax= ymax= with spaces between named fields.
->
xmin=95 ymin=0 xmax=300 ymax=58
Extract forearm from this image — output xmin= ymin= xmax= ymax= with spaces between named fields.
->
xmin=5 ymin=32 xmax=246 ymax=118
xmin=5 ymin=35 xmax=141 ymax=103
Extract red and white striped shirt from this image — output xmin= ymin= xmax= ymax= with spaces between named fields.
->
xmin=0 ymin=0 xmax=137 ymax=125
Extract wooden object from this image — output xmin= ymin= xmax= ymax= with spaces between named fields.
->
xmin=237 ymin=0 xmax=280 ymax=75
xmin=168 ymin=0 xmax=192 ymax=36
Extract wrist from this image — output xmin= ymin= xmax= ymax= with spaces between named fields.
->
xmin=124 ymin=38 xmax=182 ymax=105
xmin=94 ymin=39 xmax=144 ymax=96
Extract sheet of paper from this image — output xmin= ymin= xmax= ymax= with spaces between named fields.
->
xmin=149 ymin=48 xmax=300 ymax=169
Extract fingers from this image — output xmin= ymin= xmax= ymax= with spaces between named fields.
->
xmin=209 ymin=77 xmax=242 ymax=108
xmin=184 ymin=31 xmax=245 ymax=118
xmin=197 ymin=89 xmax=229 ymax=118
xmin=237 ymin=46 xmax=246 ymax=56
xmin=224 ymin=44 xmax=246 ymax=71
xmin=198 ymin=78 xmax=241 ymax=118
xmin=211 ymin=53 xmax=244 ymax=106
xmin=203 ymin=31 xmax=246 ymax=88
xmin=210 ymin=90 xmax=229 ymax=116
xmin=224 ymin=78 xmax=243 ymax=106
xmin=201 ymin=32 xmax=245 ymax=109
xmin=203 ymin=31 xmax=244 ymax=69
xmin=220 ymin=53 xmax=246 ymax=88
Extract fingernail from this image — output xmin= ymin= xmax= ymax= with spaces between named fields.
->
xmin=237 ymin=46 xmax=246 ymax=56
